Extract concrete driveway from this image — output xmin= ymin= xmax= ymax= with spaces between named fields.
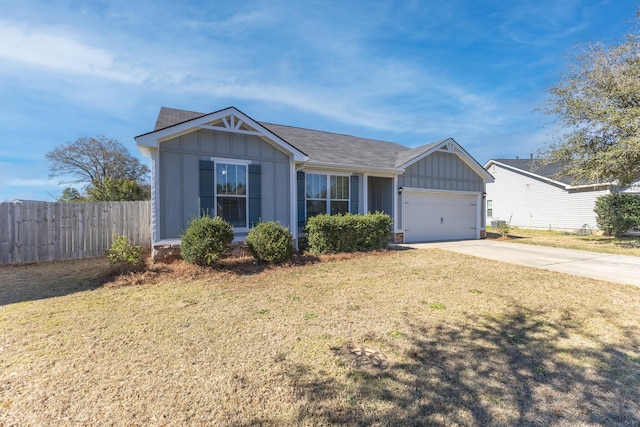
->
xmin=395 ymin=239 xmax=640 ymax=287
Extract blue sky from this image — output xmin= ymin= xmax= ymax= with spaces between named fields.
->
xmin=0 ymin=0 xmax=637 ymax=201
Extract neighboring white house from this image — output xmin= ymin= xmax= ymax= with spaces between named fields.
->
xmin=484 ymin=159 xmax=640 ymax=232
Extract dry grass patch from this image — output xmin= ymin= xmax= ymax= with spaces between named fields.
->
xmin=1 ymin=249 xmax=639 ymax=426
xmin=488 ymin=226 xmax=640 ymax=257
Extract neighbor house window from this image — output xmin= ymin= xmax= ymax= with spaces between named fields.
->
xmin=487 ymin=200 xmax=493 ymax=217
xmin=216 ymin=162 xmax=247 ymax=227
xmin=306 ymin=173 xmax=350 ymax=218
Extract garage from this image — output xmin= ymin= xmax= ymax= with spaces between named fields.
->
xmin=404 ymin=191 xmax=478 ymax=243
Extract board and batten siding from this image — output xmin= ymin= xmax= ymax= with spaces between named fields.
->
xmin=397 ymin=151 xmax=485 ymax=230
xmin=158 ymin=128 xmax=291 ymax=239
xmin=0 ymin=201 xmax=151 ymax=265
xmin=486 ymin=165 xmax=610 ymax=231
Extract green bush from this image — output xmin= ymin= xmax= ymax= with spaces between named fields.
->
xmin=246 ymin=221 xmax=294 ymax=263
xmin=305 ymin=212 xmax=392 ymax=254
xmin=106 ymin=234 xmax=144 ymax=272
xmin=594 ymin=194 xmax=640 ymax=237
xmin=181 ymin=215 xmax=234 ymax=266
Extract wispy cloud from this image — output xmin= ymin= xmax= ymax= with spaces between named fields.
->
xmin=0 ymin=21 xmax=148 ymax=83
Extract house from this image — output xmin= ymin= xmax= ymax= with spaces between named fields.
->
xmin=484 ymin=159 xmax=640 ymax=232
xmin=135 ymin=106 xmax=494 ymax=260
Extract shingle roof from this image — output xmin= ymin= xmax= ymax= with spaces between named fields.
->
xmin=490 ymin=159 xmax=575 ymax=185
xmin=152 ymin=106 xmax=452 ymax=170
xmin=259 ymin=122 xmax=409 ymax=169
xmin=154 ymin=107 xmax=204 ymax=131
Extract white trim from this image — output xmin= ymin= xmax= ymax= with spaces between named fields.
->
xmin=475 ymin=193 xmax=482 ymax=239
xmin=393 ymin=175 xmax=399 ymax=233
xmin=151 ymin=149 xmax=161 ymax=243
xmin=402 ymin=187 xmax=481 ymax=196
xmin=135 ymin=106 xmax=308 ymax=162
xmin=303 ymin=161 xmax=403 ymax=175
xmin=289 ymin=160 xmax=298 ymax=247
xmin=398 ymin=138 xmax=494 ymax=183
xmin=198 ymin=124 xmax=263 ymax=137
xmin=303 ymin=169 xmax=353 ymax=177
xmin=209 ymin=156 xmax=252 ymax=165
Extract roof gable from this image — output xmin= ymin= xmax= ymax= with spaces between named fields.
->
xmin=135 ymin=106 xmax=308 ymax=161
xmin=484 ymin=159 xmax=613 ymax=190
xmin=398 ymin=138 xmax=494 ymax=182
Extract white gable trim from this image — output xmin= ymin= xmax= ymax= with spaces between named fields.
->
xmin=135 ymin=107 xmax=308 ymax=162
xmin=398 ymin=138 xmax=494 ymax=183
xmin=484 ymin=160 xmax=614 ymax=191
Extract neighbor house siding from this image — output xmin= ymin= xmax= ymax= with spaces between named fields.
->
xmin=399 ymin=151 xmax=484 ymax=192
xmin=486 ymin=165 xmax=610 ymax=231
xmin=158 ymin=129 xmax=291 ymax=239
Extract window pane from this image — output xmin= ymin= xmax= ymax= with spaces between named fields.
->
xmin=330 ymin=200 xmax=349 ymax=215
xmin=236 ymin=165 xmax=247 ymax=195
xmin=306 ymin=174 xmax=327 ymax=199
xmin=330 ymin=176 xmax=349 ymax=200
xmin=216 ymin=164 xmax=228 ymax=194
xmin=217 ymin=197 xmax=247 ymax=227
xmin=306 ymin=200 xmax=327 ymax=218
xmin=217 ymin=163 xmax=247 ymax=195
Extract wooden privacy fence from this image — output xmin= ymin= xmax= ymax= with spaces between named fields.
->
xmin=0 ymin=201 xmax=151 ymax=265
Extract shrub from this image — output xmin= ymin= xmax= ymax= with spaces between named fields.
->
xmin=594 ymin=194 xmax=640 ymax=237
xmin=106 ymin=234 xmax=144 ymax=272
xmin=181 ymin=215 xmax=234 ymax=266
xmin=305 ymin=212 xmax=392 ymax=254
xmin=496 ymin=221 xmax=510 ymax=237
xmin=246 ymin=221 xmax=294 ymax=263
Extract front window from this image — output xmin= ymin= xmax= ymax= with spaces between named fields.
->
xmin=306 ymin=173 xmax=350 ymax=218
xmin=216 ymin=163 xmax=247 ymax=227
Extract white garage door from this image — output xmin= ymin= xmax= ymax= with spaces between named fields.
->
xmin=404 ymin=191 xmax=477 ymax=243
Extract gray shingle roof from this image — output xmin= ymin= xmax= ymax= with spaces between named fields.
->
xmin=491 ymin=159 xmax=575 ymax=185
xmin=259 ymin=122 xmax=409 ymax=169
xmin=154 ymin=106 xmax=205 ymax=131
xmin=152 ymin=106 xmax=448 ymax=170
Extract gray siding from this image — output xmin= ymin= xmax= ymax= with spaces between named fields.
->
xmin=159 ymin=129 xmax=291 ymax=239
xmin=399 ymin=151 xmax=484 ymax=192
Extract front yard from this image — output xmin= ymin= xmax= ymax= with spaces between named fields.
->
xmin=1 ymin=249 xmax=639 ymax=426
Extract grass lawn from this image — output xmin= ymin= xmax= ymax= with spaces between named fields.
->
xmin=488 ymin=226 xmax=640 ymax=257
xmin=1 ymin=249 xmax=639 ymax=426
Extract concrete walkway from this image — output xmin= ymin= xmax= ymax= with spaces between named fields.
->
xmin=394 ymin=240 xmax=640 ymax=287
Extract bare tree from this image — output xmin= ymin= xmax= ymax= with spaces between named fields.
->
xmin=46 ymin=135 xmax=150 ymax=185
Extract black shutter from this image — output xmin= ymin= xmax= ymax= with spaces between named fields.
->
xmin=350 ymin=175 xmax=359 ymax=214
xmin=297 ymin=171 xmax=306 ymax=226
xmin=199 ymin=160 xmax=215 ymax=217
xmin=248 ymin=164 xmax=261 ymax=227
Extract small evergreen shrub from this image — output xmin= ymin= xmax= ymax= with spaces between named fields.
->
xmin=106 ymin=234 xmax=144 ymax=272
xmin=305 ymin=212 xmax=392 ymax=254
xmin=181 ymin=215 xmax=234 ymax=266
xmin=594 ymin=194 xmax=640 ymax=237
xmin=246 ymin=221 xmax=294 ymax=263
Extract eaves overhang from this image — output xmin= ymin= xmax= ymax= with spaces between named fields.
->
xmin=400 ymin=138 xmax=494 ymax=183
xmin=135 ymin=106 xmax=308 ymax=162
xmin=300 ymin=161 xmax=404 ymax=175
